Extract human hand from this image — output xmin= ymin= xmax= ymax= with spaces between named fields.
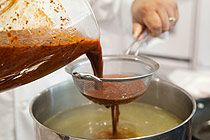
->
xmin=132 ymin=0 xmax=179 ymax=39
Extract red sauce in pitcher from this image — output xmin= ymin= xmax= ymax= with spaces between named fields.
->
xmin=0 ymin=28 xmax=103 ymax=91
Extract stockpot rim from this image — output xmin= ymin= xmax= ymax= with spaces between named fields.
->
xmin=29 ymin=78 xmax=196 ymax=140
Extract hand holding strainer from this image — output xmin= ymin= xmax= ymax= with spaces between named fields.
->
xmin=125 ymin=31 xmax=169 ymax=56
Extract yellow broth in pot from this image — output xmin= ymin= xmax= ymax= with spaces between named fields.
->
xmin=43 ymin=102 xmax=182 ymax=139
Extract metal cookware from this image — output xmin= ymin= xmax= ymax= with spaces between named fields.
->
xmin=30 ymin=78 xmax=196 ymax=140
xmin=192 ymin=97 xmax=210 ymax=140
xmin=65 ymin=55 xmax=159 ymax=106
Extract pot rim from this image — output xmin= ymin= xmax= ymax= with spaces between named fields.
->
xmin=29 ymin=78 xmax=196 ymax=140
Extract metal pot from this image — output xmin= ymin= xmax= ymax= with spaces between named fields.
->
xmin=30 ymin=79 xmax=196 ymax=140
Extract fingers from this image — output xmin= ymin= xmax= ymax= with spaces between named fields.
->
xmin=164 ymin=2 xmax=179 ymax=29
xmin=157 ymin=9 xmax=169 ymax=32
xmin=143 ymin=6 xmax=179 ymax=36
xmin=143 ymin=12 xmax=162 ymax=37
xmin=132 ymin=22 xmax=143 ymax=39
xmin=175 ymin=4 xmax=179 ymax=19
xmin=165 ymin=7 xmax=176 ymax=29
xmin=173 ymin=4 xmax=179 ymax=27
xmin=131 ymin=0 xmax=179 ymax=38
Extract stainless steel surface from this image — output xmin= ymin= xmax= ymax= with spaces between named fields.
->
xmin=66 ymin=55 xmax=159 ymax=81
xmin=65 ymin=55 xmax=159 ymax=105
xmin=125 ymin=32 xmax=150 ymax=56
xmin=192 ymin=98 xmax=210 ymax=140
xmin=72 ymin=72 xmax=103 ymax=90
xmin=72 ymin=72 xmax=102 ymax=82
xmin=193 ymin=120 xmax=210 ymax=140
xmin=30 ymin=79 xmax=196 ymax=140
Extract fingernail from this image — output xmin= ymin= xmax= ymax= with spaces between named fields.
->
xmin=133 ymin=30 xmax=139 ymax=39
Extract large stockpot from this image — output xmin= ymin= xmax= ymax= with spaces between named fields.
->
xmin=30 ymin=79 xmax=196 ymax=140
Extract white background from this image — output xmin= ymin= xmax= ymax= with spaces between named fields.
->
xmin=141 ymin=0 xmax=210 ymax=70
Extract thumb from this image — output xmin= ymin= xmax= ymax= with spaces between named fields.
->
xmin=132 ymin=22 xmax=143 ymax=39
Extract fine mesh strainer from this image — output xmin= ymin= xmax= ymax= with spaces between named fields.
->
xmin=65 ymin=55 xmax=159 ymax=106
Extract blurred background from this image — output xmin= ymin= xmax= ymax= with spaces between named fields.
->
xmin=138 ymin=0 xmax=210 ymax=99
